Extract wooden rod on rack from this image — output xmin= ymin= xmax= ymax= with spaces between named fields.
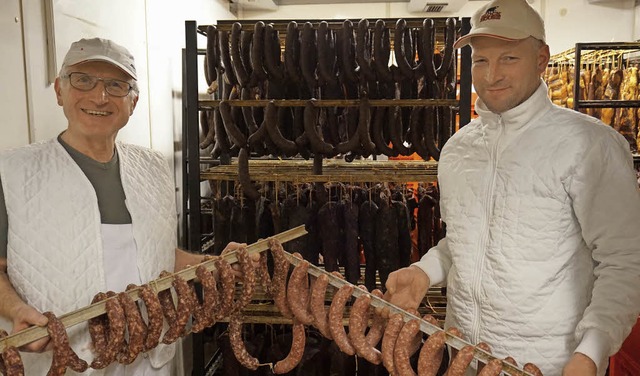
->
xmin=280 ymin=250 xmax=537 ymax=376
xmin=0 ymin=226 xmax=308 ymax=352
xmin=198 ymin=98 xmax=458 ymax=109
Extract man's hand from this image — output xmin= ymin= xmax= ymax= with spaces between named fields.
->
xmin=379 ymin=265 xmax=430 ymax=317
xmin=562 ymin=352 xmax=597 ymax=376
xmin=10 ymin=303 xmax=49 ymax=352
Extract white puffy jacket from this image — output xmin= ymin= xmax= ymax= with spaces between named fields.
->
xmin=414 ymin=82 xmax=640 ymax=376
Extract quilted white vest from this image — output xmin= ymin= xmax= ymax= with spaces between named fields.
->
xmin=0 ymin=138 xmax=177 ymax=373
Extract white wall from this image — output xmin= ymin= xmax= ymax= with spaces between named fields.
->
xmin=4 ymin=0 xmax=235 ymax=157
xmin=0 ymin=0 xmax=30 ymax=150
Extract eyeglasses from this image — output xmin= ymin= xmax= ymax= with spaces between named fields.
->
xmin=62 ymin=72 xmax=133 ymax=97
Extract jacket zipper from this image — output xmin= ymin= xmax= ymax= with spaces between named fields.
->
xmin=470 ymin=116 xmax=503 ymax=345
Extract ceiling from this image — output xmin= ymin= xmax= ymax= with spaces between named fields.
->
xmin=231 ymin=0 xmax=490 ymax=13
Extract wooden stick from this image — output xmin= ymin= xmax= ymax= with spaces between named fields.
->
xmin=0 ymin=225 xmax=308 ymax=351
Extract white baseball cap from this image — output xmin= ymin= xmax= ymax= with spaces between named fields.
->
xmin=453 ymin=0 xmax=546 ymax=49
xmin=61 ymin=38 xmax=137 ymax=80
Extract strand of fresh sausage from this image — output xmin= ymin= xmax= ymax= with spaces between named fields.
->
xmin=347 ymin=288 xmax=382 ymax=365
xmin=328 ymin=284 xmax=355 ymax=356
xmin=43 ymin=311 xmax=88 ymax=373
xmin=161 ymin=275 xmax=193 ymax=344
xmin=137 ymin=284 xmax=163 ymax=352
xmin=309 ymin=273 xmax=332 ymax=339
xmin=232 ymin=246 xmax=257 ymax=313
xmin=0 ymin=329 xmax=24 ymax=376
xmin=443 ymin=345 xmax=475 ymax=376
xmin=192 ymin=264 xmax=218 ymax=332
xmin=88 ymin=292 xmax=109 ymax=364
xmin=365 ymin=288 xmax=386 ymax=347
xmin=475 ymin=342 xmax=492 ymax=375
xmin=186 ymin=279 xmax=208 ymax=334
xmin=116 ymin=290 xmax=146 ymax=365
xmin=477 ymin=359 xmax=503 ymax=376
xmin=91 ymin=293 xmax=126 ymax=369
xmin=286 ymin=258 xmax=316 ymax=325
xmin=272 ymin=319 xmax=306 ymax=374
xmin=523 ymin=363 xmax=544 ymax=376
xmin=416 ymin=327 xmax=460 ymax=376
xmin=228 ymin=313 xmax=260 ymax=370
xmin=269 ymin=239 xmax=294 ymax=318
xmin=381 ymin=312 xmax=403 ymax=374
xmin=214 ymin=258 xmax=236 ymax=320
xmin=394 ymin=316 xmax=422 ymax=376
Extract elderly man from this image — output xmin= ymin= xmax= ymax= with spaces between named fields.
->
xmin=383 ymin=1 xmax=640 ymax=376
xmin=0 ymin=38 xmax=221 ymax=374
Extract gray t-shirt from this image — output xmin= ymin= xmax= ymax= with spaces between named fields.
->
xmin=0 ymin=136 xmax=131 ymax=258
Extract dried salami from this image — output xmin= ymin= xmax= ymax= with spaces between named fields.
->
xmin=0 ymin=329 xmax=24 ymax=376
xmin=43 ymin=311 xmax=88 ymax=374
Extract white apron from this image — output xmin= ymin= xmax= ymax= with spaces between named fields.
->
xmin=101 ymin=224 xmax=171 ymax=376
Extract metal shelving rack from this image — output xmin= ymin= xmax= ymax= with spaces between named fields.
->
xmin=181 ymin=17 xmax=472 ymax=374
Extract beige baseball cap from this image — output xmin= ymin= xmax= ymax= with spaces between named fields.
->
xmin=61 ymin=38 xmax=137 ymax=80
xmin=454 ymin=0 xmax=545 ymax=49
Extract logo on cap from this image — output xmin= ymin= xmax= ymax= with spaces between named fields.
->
xmin=480 ymin=6 xmax=501 ymax=22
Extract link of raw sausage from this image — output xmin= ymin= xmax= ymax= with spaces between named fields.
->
xmin=309 ymin=274 xmax=332 ymax=339
xmin=444 ymin=345 xmax=475 ymax=376
xmin=475 ymin=342 xmax=492 ymax=375
xmin=192 ymin=265 xmax=218 ymax=332
xmin=0 ymin=329 xmax=24 ymax=376
xmin=161 ymin=275 xmax=193 ymax=344
xmin=417 ymin=329 xmax=447 ymax=376
xmin=214 ymin=258 xmax=237 ymax=320
xmin=228 ymin=313 xmax=260 ymax=370
xmin=43 ymin=311 xmax=88 ymax=373
xmin=116 ymin=291 xmax=146 ymax=364
xmin=394 ymin=317 xmax=421 ymax=376
xmin=91 ymin=293 xmax=126 ymax=369
xmin=186 ymin=280 xmax=208 ymax=333
xmin=523 ymin=363 xmax=544 ymax=376
xmin=328 ymin=284 xmax=355 ymax=356
xmin=348 ymin=292 xmax=382 ymax=365
xmin=256 ymin=251 xmax=273 ymax=297
xmin=88 ymin=292 xmax=109 ymax=362
xmin=157 ymin=271 xmax=178 ymax=328
xmin=364 ymin=288 xmax=385 ymax=347
xmin=137 ymin=284 xmax=164 ymax=351
xmin=286 ymin=259 xmax=315 ymax=325
xmin=272 ymin=319 xmax=306 ymax=374
xmin=232 ymin=246 xmax=257 ymax=313
xmin=381 ymin=313 xmax=404 ymax=374
xmin=269 ymin=239 xmax=294 ymax=318
xmin=477 ymin=359 xmax=503 ymax=376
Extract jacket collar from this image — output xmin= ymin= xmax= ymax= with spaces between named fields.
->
xmin=475 ymin=80 xmax=553 ymax=131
